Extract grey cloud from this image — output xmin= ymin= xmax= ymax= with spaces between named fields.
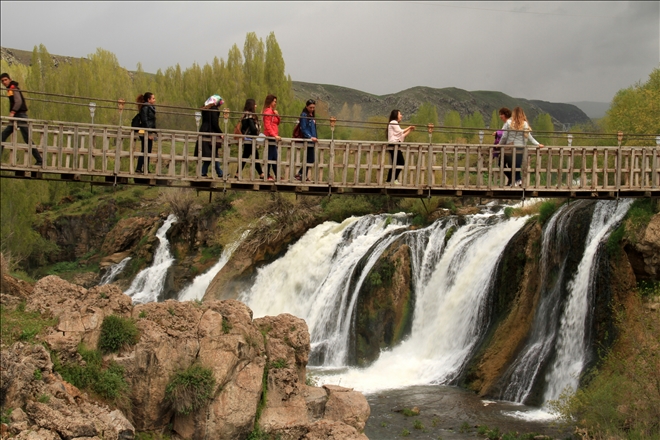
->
xmin=1 ymin=1 xmax=657 ymax=103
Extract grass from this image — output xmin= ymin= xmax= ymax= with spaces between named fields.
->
xmin=53 ymin=344 xmax=130 ymax=404
xmin=165 ymin=364 xmax=216 ymax=415
xmin=0 ymin=301 xmax=58 ymax=348
xmin=548 ymin=293 xmax=660 ymax=439
xmin=97 ymin=314 xmax=140 ymax=354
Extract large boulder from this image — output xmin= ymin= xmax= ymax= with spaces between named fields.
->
xmin=101 ymin=217 xmax=159 ymax=256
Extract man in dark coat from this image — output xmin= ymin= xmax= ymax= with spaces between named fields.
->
xmin=1 ymin=73 xmax=43 ymax=165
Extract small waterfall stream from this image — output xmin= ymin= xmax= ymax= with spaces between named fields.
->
xmin=124 ymin=214 xmax=177 ymax=304
xmin=98 ymin=256 xmax=131 ymax=285
xmin=177 ymin=230 xmax=250 ymax=302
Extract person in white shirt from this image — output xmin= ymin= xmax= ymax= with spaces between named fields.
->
xmin=498 ymin=106 xmax=544 ymax=186
xmin=386 ymin=109 xmax=415 ymax=184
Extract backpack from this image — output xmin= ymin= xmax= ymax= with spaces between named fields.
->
xmin=233 ymin=120 xmax=242 ymax=135
xmin=131 ymin=113 xmax=143 ymax=128
xmin=292 ymin=121 xmax=302 ymax=138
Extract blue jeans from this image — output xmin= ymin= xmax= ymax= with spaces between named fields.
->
xmin=267 ymin=140 xmax=278 ymax=177
xmin=201 ymin=159 xmax=223 ymax=177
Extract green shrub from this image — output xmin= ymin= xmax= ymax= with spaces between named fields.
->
xmin=270 ymin=358 xmax=287 ymax=369
xmin=98 ymin=315 xmax=139 ymax=354
xmin=1 ymin=302 xmax=58 ymax=347
xmin=37 ymin=393 xmax=50 ymax=403
xmin=54 ymin=345 xmax=129 ymax=401
xmin=537 ymin=200 xmax=558 ymax=225
xmin=606 ymin=224 xmax=625 ymax=258
xmin=165 ymin=364 xmax=216 ymax=415
xmin=503 ymin=207 xmax=514 ymax=219
xmin=222 ymin=317 xmax=233 ymax=334
xmin=413 ymin=419 xmax=424 ymax=430
xmin=33 ymin=369 xmax=43 ymax=380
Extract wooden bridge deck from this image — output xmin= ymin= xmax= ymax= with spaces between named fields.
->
xmin=1 ymin=117 xmax=658 ymax=199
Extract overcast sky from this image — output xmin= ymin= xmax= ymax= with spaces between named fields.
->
xmin=1 ymin=1 xmax=658 ymax=104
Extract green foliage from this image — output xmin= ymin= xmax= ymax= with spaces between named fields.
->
xmin=165 ymin=364 xmax=216 ymax=415
xmin=401 ymin=408 xmax=417 ymax=417
xmin=459 ymin=422 xmax=470 ymax=433
xmin=442 ymin=110 xmax=462 ymax=142
xmin=537 ymin=200 xmax=559 ymax=225
xmin=605 ymin=68 xmax=660 ymax=142
xmin=0 ymin=302 xmax=58 ymax=347
xmin=200 ymin=245 xmax=223 ymax=264
xmin=637 ymin=280 xmax=660 ymax=297
xmin=532 ymin=113 xmax=554 ymax=145
xmin=34 ymin=368 xmax=43 ymax=380
xmin=98 ymin=315 xmax=139 ymax=354
xmin=0 ymin=408 xmax=12 ymax=424
xmin=55 ymin=344 xmax=129 ymax=401
xmin=548 ymin=301 xmax=660 ymax=439
xmin=503 ymin=207 xmax=514 ymax=219
xmin=409 ymin=102 xmax=440 ymax=143
xmin=461 ymin=111 xmax=485 ymax=144
xmin=413 ymin=419 xmax=424 ymax=430
xmin=270 ymin=358 xmax=287 ymax=369
xmin=320 ymin=195 xmax=387 ymax=223
xmin=401 ymin=428 xmax=410 ymax=437
xmin=606 ymin=224 xmax=625 ymax=259
xmin=222 ymin=317 xmax=233 ymax=334
xmin=138 ymin=310 xmax=147 ymax=319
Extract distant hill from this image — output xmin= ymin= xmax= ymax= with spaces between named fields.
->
xmin=1 ymin=46 xmax=592 ymax=129
xmin=567 ymin=101 xmax=610 ymax=119
xmin=293 ymin=82 xmax=592 ymax=130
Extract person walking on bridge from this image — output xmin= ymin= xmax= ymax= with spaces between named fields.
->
xmin=198 ymin=94 xmax=224 ymax=178
xmin=295 ymin=99 xmax=318 ymax=182
xmin=386 ymin=109 xmax=414 ymax=185
xmin=135 ymin=92 xmax=156 ymax=174
xmin=498 ymin=106 xmax=543 ymax=186
xmin=262 ymin=94 xmax=280 ymax=181
xmin=1 ymin=73 xmax=43 ymax=166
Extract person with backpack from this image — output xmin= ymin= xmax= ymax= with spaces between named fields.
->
xmin=134 ymin=92 xmax=156 ymax=173
xmin=262 ymin=94 xmax=280 ymax=181
xmin=295 ymin=99 xmax=317 ymax=181
xmin=1 ymin=72 xmax=43 ymax=166
xmin=197 ymin=94 xmax=224 ymax=178
xmin=237 ymin=98 xmax=264 ymax=179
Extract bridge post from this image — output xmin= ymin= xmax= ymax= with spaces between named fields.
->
xmin=616 ymin=131 xmax=623 ymax=192
xmin=329 ymin=117 xmax=336 ymax=185
xmin=223 ymin=108 xmax=229 ymax=179
xmin=653 ymin=136 xmax=659 ymax=188
xmin=427 ymin=124 xmax=434 ymax=186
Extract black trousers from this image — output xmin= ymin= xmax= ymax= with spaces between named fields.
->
xmin=135 ymin=136 xmax=153 ymax=172
xmin=387 ymin=145 xmax=405 ymax=182
xmin=240 ymin=142 xmax=263 ymax=176
xmin=1 ymin=113 xmax=42 ymax=163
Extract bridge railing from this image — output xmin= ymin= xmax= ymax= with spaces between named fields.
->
xmin=1 ymin=116 xmax=658 ymax=192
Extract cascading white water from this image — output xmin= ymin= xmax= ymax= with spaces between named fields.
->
xmin=499 ymin=201 xmax=581 ymax=403
xmin=325 ymin=213 xmax=529 ymax=393
xmin=98 ymin=256 xmax=131 ymax=285
xmin=543 ymin=199 xmax=632 ymax=401
xmin=177 ymin=230 xmax=250 ymax=302
xmin=239 ymin=213 xmax=411 ymax=365
xmin=124 ymin=214 xmax=177 ymax=304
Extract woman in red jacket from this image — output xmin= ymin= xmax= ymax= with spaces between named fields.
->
xmin=262 ymin=94 xmax=280 ymax=181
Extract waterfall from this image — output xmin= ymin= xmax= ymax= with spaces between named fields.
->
xmin=98 ymin=257 xmax=131 ymax=285
xmin=125 ymin=214 xmax=177 ymax=304
xmin=500 ymin=199 xmax=632 ymax=407
xmin=177 ymin=230 xmax=250 ymax=302
xmin=499 ymin=201 xmax=585 ymax=403
xmin=326 ymin=213 xmax=528 ymax=393
xmin=240 ymin=208 xmax=528 ymax=393
xmin=239 ymin=213 xmax=411 ymax=365
xmin=543 ymin=199 xmax=632 ymax=401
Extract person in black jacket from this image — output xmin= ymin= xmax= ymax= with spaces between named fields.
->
xmin=1 ymin=73 xmax=43 ymax=165
xmin=197 ymin=94 xmax=224 ymax=178
xmin=238 ymin=98 xmax=264 ymax=179
xmin=135 ymin=92 xmax=156 ymax=173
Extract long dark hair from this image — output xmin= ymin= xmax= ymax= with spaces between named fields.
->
xmin=386 ymin=109 xmax=400 ymax=139
xmin=263 ymin=94 xmax=277 ymax=110
xmin=137 ymin=92 xmax=153 ymax=112
xmin=302 ymin=99 xmax=316 ymax=117
xmin=243 ymin=98 xmax=256 ymax=113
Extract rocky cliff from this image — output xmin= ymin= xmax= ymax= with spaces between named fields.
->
xmin=0 ymin=275 xmax=370 ymax=440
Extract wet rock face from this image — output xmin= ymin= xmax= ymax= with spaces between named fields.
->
xmin=101 ymin=217 xmax=160 ymax=256
xmin=3 ymin=275 xmax=370 ymax=440
xmin=353 ymin=240 xmax=413 ymax=367
xmin=626 ymin=212 xmax=660 ymax=281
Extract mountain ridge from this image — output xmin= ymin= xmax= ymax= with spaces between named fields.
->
xmin=2 ymin=46 xmax=592 ymax=128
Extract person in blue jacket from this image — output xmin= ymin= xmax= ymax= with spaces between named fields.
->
xmin=295 ymin=99 xmax=318 ymax=181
